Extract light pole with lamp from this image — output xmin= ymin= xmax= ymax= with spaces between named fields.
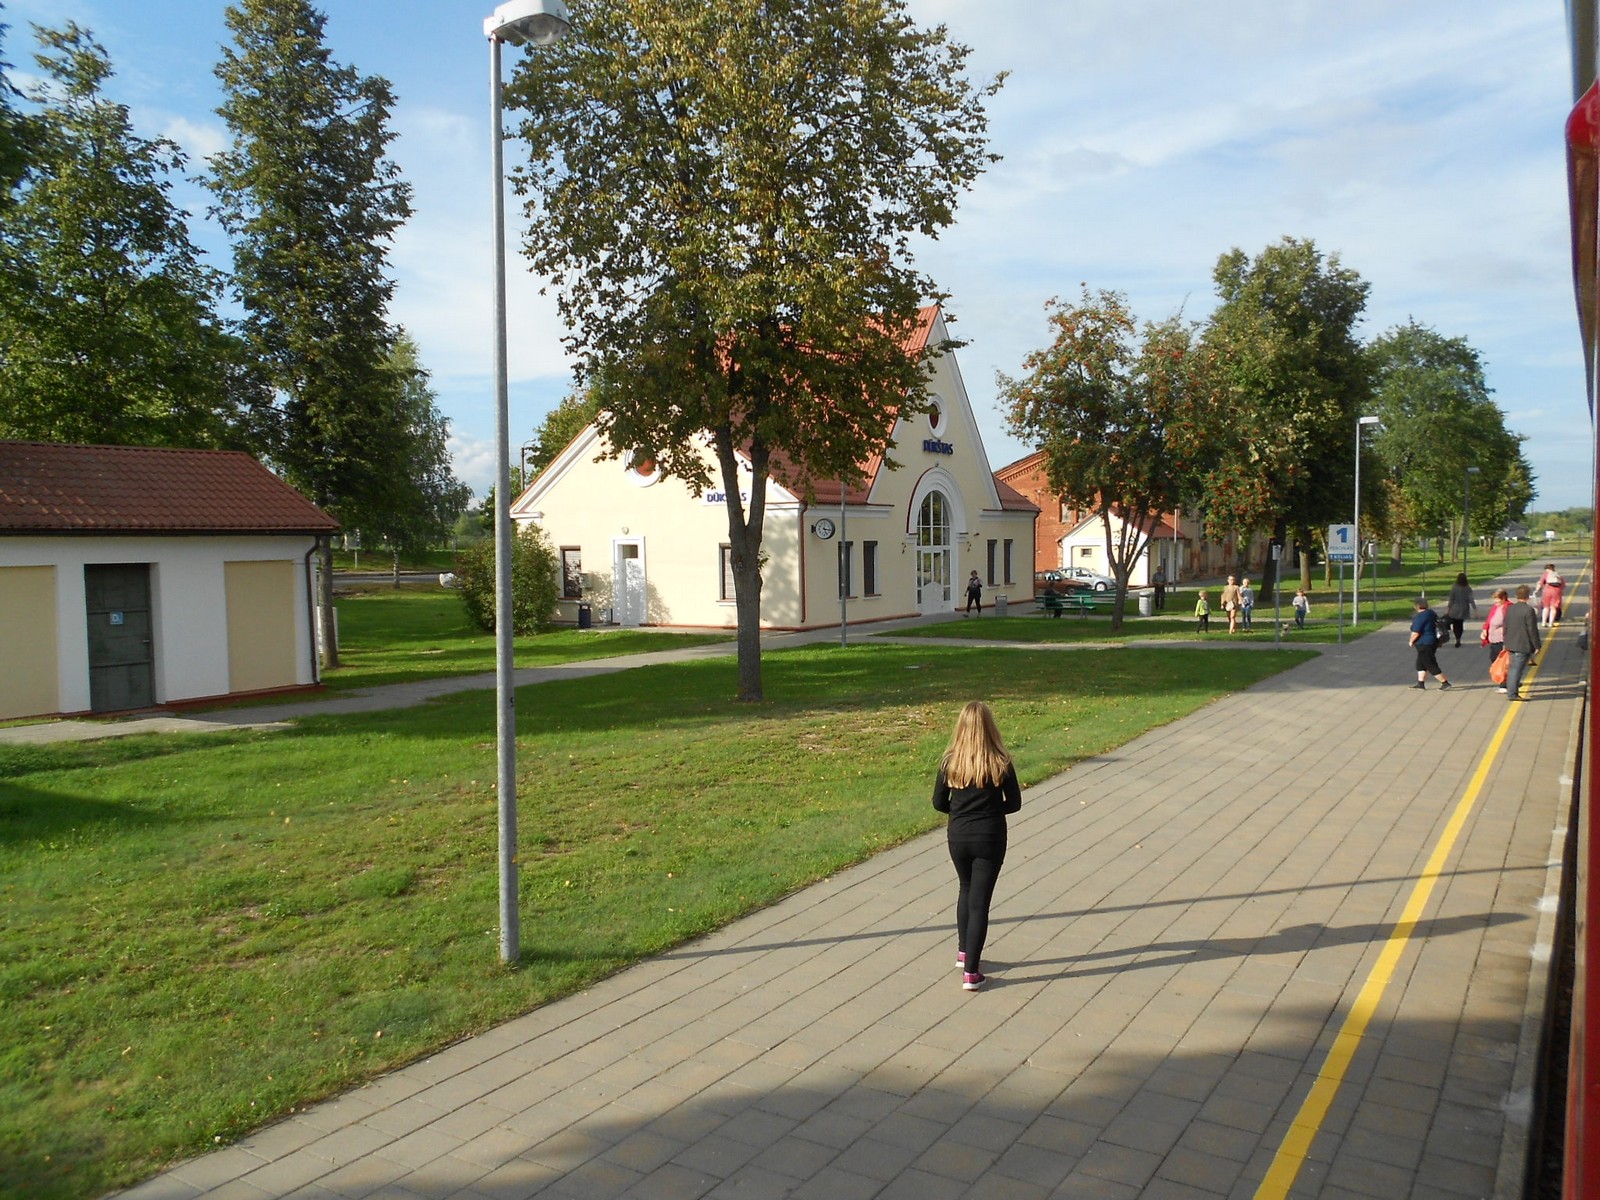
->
xmin=1463 ymin=465 xmax=1481 ymax=582
xmin=485 ymin=0 xmax=570 ymax=965
xmin=1352 ymin=416 xmax=1380 ymax=622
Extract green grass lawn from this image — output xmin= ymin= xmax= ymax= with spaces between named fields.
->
xmin=909 ymin=552 xmax=1576 ymax=647
xmin=0 ymin=641 xmax=1311 ymax=1200
xmin=316 ymin=585 xmax=731 ymax=693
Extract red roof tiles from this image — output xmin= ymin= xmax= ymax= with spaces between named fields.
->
xmin=0 ymin=442 xmax=339 ymax=534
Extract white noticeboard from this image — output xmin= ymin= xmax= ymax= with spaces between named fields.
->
xmin=1327 ymin=524 xmax=1356 ymax=562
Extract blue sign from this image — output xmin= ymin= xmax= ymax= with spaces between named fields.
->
xmin=922 ymin=438 xmax=953 ymax=455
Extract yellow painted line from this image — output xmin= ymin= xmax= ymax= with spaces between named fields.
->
xmin=1252 ymin=602 xmax=1568 ymax=1199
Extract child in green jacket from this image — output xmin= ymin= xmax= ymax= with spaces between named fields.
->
xmin=1195 ymin=591 xmax=1210 ymax=633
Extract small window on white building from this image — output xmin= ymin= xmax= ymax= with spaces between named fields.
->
xmin=719 ymin=544 xmax=735 ymax=601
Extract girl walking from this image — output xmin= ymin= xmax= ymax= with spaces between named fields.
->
xmin=932 ymin=702 xmax=1022 ymax=992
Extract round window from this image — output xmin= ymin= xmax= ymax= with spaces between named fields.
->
xmin=927 ymin=395 xmax=947 ymax=437
xmin=624 ymin=450 xmax=660 ymax=487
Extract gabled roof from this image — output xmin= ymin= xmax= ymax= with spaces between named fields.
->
xmin=764 ymin=304 xmax=942 ymax=504
xmin=0 ymin=442 xmax=339 ymax=535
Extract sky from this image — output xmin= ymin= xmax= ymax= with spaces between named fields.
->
xmin=5 ymin=0 xmax=1594 ymax=511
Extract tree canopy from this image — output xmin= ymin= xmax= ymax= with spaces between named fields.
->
xmin=1195 ymin=237 xmax=1372 ymax=593
xmin=1000 ymin=287 xmax=1203 ymax=628
xmin=1366 ymin=320 xmax=1533 ymax=555
xmin=505 ymin=0 xmax=1001 ymax=699
xmin=0 ymin=23 xmax=259 ymax=448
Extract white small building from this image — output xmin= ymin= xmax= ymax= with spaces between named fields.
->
xmin=514 ymin=305 xmax=1038 ymax=629
xmin=0 ymin=441 xmax=338 ymax=720
xmin=1058 ymin=509 xmax=1184 ymax=586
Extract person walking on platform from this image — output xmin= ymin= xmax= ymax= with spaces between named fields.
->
xmin=1540 ymin=566 xmax=1565 ymax=627
xmin=1482 ymin=588 xmax=1510 ymax=681
xmin=1503 ymin=584 xmax=1542 ymax=700
xmin=931 ymin=702 xmax=1022 ymax=993
xmin=1444 ymin=573 xmax=1476 ymax=647
xmin=1408 ymin=599 xmax=1452 ymax=691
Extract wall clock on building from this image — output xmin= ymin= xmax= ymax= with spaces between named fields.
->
xmin=813 ymin=518 xmax=836 ymax=540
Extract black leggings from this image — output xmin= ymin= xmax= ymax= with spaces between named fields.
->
xmin=1446 ymin=617 xmax=1464 ymax=645
xmin=949 ymin=835 xmax=1006 ymax=972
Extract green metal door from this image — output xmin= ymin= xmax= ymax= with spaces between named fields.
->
xmin=84 ymin=563 xmax=154 ymax=712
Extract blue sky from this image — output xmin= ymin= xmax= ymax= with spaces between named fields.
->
xmin=6 ymin=0 xmax=1592 ymax=510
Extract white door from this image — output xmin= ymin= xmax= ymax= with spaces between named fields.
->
xmin=614 ymin=540 xmax=645 ymax=626
xmin=915 ymin=491 xmax=952 ymax=616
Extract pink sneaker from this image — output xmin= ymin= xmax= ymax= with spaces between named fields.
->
xmin=962 ymin=972 xmax=985 ymax=991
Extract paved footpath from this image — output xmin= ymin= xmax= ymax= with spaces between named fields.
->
xmin=109 ymin=563 xmax=1586 ymax=1200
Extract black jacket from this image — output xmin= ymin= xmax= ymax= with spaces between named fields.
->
xmin=932 ymin=764 xmax=1022 ymax=839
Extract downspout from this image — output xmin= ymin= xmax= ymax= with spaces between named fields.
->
xmin=303 ymin=535 xmax=322 ymax=686
xmin=798 ymin=505 xmax=808 ymax=626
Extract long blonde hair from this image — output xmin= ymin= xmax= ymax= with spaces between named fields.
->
xmin=940 ymin=701 xmax=1013 ymax=788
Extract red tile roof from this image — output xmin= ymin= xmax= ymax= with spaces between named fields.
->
xmin=0 ymin=442 xmax=339 ymax=534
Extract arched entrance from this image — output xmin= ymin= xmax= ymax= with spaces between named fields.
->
xmin=915 ymin=490 xmax=952 ymax=616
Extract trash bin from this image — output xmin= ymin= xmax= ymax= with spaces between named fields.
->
xmin=994 ymin=593 xmax=1007 ymax=617
xmin=578 ymin=602 xmax=592 ymax=630
xmin=1138 ymin=591 xmax=1152 ymax=617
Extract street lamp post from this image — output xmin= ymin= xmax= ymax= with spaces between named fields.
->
xmin=1352 ymin=416 xmax=1380 ymax=623
xmin=1463 ymin=465 xmax=1481 ymax=581
xmin=486 ymin=0 xmax=570 ymax=965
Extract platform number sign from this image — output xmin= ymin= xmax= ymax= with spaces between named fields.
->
xmin=1327 ymin=524 xmax=1356 ymax=562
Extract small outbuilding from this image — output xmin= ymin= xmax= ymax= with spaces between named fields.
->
xmin=0 ymin=441 xmax=338 ymax=720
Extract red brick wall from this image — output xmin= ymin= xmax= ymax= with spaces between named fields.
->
xmin=994 ymin=454 xmax=1091 ymax=575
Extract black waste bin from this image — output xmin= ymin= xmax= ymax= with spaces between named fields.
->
xmin=578 ymin=602 xmax=592 ymax=630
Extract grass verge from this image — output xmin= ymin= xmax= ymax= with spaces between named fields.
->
xmin=0 ymin=641 xmax=1310 ymax=1199
xmin=320 ymin=586 xmax=731 ymax=693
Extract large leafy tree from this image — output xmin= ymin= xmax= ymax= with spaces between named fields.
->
xmin=208 ymin=0 xmax=413 ymax=663
xmin=505 ymin=0 xmax=1001 ymax=701
xmin=1366 ymin=321 xmax=1533 ymax=563
xmin=1000 ymin=288 xmax=1206 ymax=629
xmin=361 ymin=333 xmax=473 ymax=577
xmin=1199 ymin=237 xmax=1372 ymax=597
xmin=0 ymin=24 xmax=260 ymax=447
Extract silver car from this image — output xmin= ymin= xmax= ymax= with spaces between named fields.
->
xmin=1062 ymin=566 xmax=1117 ymax=592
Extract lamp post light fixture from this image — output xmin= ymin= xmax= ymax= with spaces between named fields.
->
xmin=486 ymin=0 xmax=569 ymax=965
xmin=1463 ymin=465 xmax=1482 ymax=581
xmin=1352 ymin=416 xmax=1380 ymax=623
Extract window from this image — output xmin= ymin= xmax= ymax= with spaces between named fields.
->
xmin=839 ymin=541 xmax=854 ymax=598
xmin=1004 ymin=540 xmax=1014 ymax=584
xmin=718 ymin=544 xmax=735 ymax=601
xmin=561 ymin=547 xmax=582 ymax=599
xmin=986 ymin=539 xmax=997 ymax=586
xmin=863 ymin=541 xmax=878 ymax=595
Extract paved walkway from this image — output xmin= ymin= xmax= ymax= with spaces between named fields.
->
xmin=108 ymin=562 xmax=1586 ymax=1199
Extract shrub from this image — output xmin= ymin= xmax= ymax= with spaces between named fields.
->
xmin=453 ymin=524 xmax=561 ymax=633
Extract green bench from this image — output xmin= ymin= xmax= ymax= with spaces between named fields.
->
xmin=1038 ymin=590 xmax=1101 ymax=617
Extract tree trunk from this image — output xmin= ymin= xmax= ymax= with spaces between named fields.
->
xmin=715 ymin=429 xmax=768 ymax=703
xmin=391 ymin=548 xmax=400 ymax=587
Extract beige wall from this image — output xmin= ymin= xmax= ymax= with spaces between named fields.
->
xmin=515 ymin=310 xmax=1035 ymax=628
xmin=0 ymin=565 xmax=59 ymax=720
xmin=224 ymin=560 xmax=298 ymax=693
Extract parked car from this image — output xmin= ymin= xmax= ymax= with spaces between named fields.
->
xmin=1034 ymin=570 xmax=1091 ymax=595
xmin=1060 ymin=566 xmax=1117 ymax=592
